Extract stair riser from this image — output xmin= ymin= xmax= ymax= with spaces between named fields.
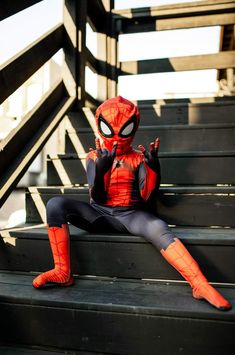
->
xmin=67 ymin=101 xmax=235 ymax=127
xmin=1 ymin=232 xmax=235 ymax=283
xmin=0 ymin=303 xmax=234 ymax=355
xmin=47 ymin=156 xmax=235 ymax=185
xmin=65 ymin=129 xmax=235 ymax=154
xmin=25 ymin=191 xmax=235 ymax=227
xmin=138 ymin=102 xmax=235 ymax=125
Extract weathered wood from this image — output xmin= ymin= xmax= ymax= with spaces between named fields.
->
xmin=0 ymin=0 xmax=42 ymax=21
xmin=120 ymin=51 xmax=235 ymax=75
xmin=134 ymin=125 xmax=235 ymax=152
xmin=0 ymin=24 xmax=64 ymax=105
xmin=65 ymin=119 xmax=235 ymax=152
xmin=0 ymin=81 xmax=75 ymax=208
xmin=25 ymin=186 xmax=235 ymax=226
xmin=119 ymin=13 xmax=235 ymax=33
xmin=76 ymin=1 xmax=87 ymax=108
xmin=63 ymin=0 xmax=77 ymax=98
xmin=1 ymin=225 xmax=235 ymax=283
xmin=155 ymin=12 xmax=235 ymax=31
xmin=0 ymin=273 xmax=234 ymax=355
xmin=137 ymin=100 xmax=235 ymax=125
xmin=112 ymin=0 xmax=235 ymax=20
xmin=48 ymin=152 xmax=235 ymax=186
xmin=86 ymin=48 xmax=99 ymax=73
xmin=87 ymin=0 xmax=108 ymax=33
xmin=0 ymin=346 xmax=69 ymax=355
xmin=66 ymin=99 xmax=235 ymax=127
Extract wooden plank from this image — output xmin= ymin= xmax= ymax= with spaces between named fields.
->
xmin=158 ymin=193 xmax=235 ymax=227
xmin=66 ymin=100 xmax=235 ymax=127
xmin=2 ymin=225 xmax=235 ymax=283
xmin=112 ymin=0 xmax=235 ymax=20
xmin=120 ymin=13 xmax=235 ymax=33
xmin=0 ymin=273 xmax=234 ymax=354
xmin=25 ymin=186 xmax=235 ymax=226
xmin=0 ymin=81 xmax=75 ymax=208
xmin=87 ymin=0 xmax=108 ymax=33
xmin=156 ymin=12 xmax=235 ymax=31
xmin=65 ymin=125 xmax=235 ymax=153
xmin=120 ymin=51 xmax=235 ymax=75
xmin=0 ymin=24 xmax=63 ymax=104
xmin=63 ymin=0 xmax=77 ymax=98
xmin=135 ymin=125 xmax=235 ymax=152
xmin=137 ymin=100 xmax=235 ymax=125
xmin=0 ymin=346 xmax=68 ymax=355
xmin=54 ymin=150 xmax=235 ymax=185
xmin=76 ymin=1 xmax=87 ymax=108
xmin=0 ymin=0 xmax=42 ymax=21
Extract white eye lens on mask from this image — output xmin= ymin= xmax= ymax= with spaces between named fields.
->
xmin=120 ymin=121 xmax=135 ymax=137
xmin=100 ymin=120 xmax=113 ymax=136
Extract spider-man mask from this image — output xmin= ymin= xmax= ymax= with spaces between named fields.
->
xmin=95 ymin=96 xmax=140 ymax=156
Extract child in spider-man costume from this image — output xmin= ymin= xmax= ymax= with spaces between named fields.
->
xmin=33 ymin=96 xmax=231 ymax=311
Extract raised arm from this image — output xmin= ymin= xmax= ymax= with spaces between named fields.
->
xmin=86 ymin=138 xmax=117 ymax=204
xmin=138 ymin=138 xmax=161 ymax=208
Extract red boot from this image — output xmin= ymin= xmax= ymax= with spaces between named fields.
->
xmin=33 ymin=224 xmax=74 ymax=288
xmin=161 ymin=238 xmax=231 ymax=311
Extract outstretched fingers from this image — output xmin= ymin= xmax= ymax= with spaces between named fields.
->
xmin=111 ymin=141 xmax=118 ymax=158
xmin=95 ymin=138 xmax=102 ymax=157
xmin=150 ymin=138 xmax=160 ymax=156
xmin=155 ymin=138 xmax=160 ymax=150
xmin=138 ymin=144 xmax=146 ymax=154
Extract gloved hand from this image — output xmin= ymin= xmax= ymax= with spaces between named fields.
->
xmin=94 ymin=138 xmax=118 ymax=174
xmin=138 ymin=138 xmax=160 ymax=173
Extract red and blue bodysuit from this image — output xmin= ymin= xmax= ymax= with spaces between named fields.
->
xmin=33 ymin=96 xmax=231 ymax=311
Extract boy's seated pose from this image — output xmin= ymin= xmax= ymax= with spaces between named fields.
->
xmin=33 ymin=96 xmax=231 ymax=311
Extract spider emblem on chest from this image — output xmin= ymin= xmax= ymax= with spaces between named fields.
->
xmin=114 ymin=159 xmax=124 ymax=168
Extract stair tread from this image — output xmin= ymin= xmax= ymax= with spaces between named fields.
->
xmin=0 ymin=345 xmax=77 ymax=355
xmin=7 ymin=224 xmax=235 ymax=246
xmin=0 ymin=271 xmax=234 ymax=321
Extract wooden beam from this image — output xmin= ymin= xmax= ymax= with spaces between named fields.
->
xmin=120 ymin=51 xmax=235 ymax=75
xmin=86 ymin=48 xmax=99 ymax=73
xmin=0 ymin=24 xmax=64 ymax=105
xmin=76 ymin=1 xmax=87 ymax=108
xmin=87 ymin=0 xmax=108 ymax=33
xmin=112 ymin=0 xmax=235 ymax=20
xmin=85 ymin=92 xmax=101 ymax=110
xmin=156 ymin=13 xmax=235 ymax=31
xmin=0 ymin=0 xmax=42 ymax=21
xmin=97 ymin=31 xmax=109 ymax=101
xmin=0 ymin=81 xmax=75 ymax=208
xmin=120 ymin=13 xmax=235 ymax=33
xmin=63 ymin=0 xmax=77 ymax=98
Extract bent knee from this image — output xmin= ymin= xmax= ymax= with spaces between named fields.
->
xmin=46 ymin=196 xmax=66 ymax=213
xmin=147 ymin=219 xmax=175 ymax=250
xmin=151 ymin=219 xmax=170 ymax=236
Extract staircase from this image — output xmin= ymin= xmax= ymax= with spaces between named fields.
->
xmin=1 ymin=99 xmax=235 ymax=354
xmin=1 ymin=0 xmax=235 ymax=354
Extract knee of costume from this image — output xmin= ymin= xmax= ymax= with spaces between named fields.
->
xmin=145 ymin=218 xmax=175 ymax=251
xmin=46 ymin=196 xmax=67 ymax=227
